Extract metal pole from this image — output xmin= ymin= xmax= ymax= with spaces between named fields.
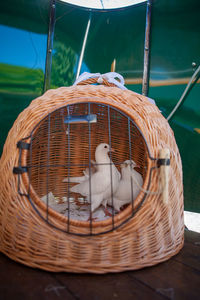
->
xmin=44 ymin=0 xmax=56 ymax=92
xmin=167 ymin=64 xmax=200 ymax=121
xmin=142 ymin=0 xmax=152 ymax=96
xmin=76 ymin=12 xmax=92 ymax=80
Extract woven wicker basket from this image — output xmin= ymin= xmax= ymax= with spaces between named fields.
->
xmin=0 ymin=77 xmax=184 ymax=273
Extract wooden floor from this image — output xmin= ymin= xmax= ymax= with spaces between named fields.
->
xmin=0 ymin=230 xmax=199 ymax=300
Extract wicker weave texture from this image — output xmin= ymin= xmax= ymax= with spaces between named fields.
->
xmin=0 ymin=83 xmax=184 ymax=273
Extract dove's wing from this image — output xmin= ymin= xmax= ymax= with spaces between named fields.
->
xmin=63 ymin=176 xmax=88 ymax=183
xmin=131 ymin=170 xmax=143 ymax=198
xmin=117 ymin=171 xmax=143 ymax=206
xmin=107 ymin=179 xmax=128 ymax=206
xmin=63 ymin=161 xmax=98 ymax=183
xmin=70 ymin=169 xmax=111 ymax=196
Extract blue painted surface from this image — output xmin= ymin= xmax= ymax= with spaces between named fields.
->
xmin=0 ymin=25 xmax=47 ymax=71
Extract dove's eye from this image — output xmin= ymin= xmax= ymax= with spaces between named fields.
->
xmin=104 ymin=145 xmax=108 ymax=148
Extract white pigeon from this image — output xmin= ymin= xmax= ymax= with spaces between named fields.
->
xmin=106 ymin=160 xmax=143 ymax=212
xmin=70 ymin=143 xmax=120 ymax=212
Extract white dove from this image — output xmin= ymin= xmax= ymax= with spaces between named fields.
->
xmin=106 ymin=160 xmax=143 ymax=212
xmin=70 ymin=143 xmax=120 ymax=212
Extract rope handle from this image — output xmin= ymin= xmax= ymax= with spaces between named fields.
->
xmin=73 ymin=72 xmax=128 ymax=90
xmin=73 ymin=72 xmax=156 ymax=105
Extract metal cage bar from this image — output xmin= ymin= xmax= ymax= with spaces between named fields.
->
xmin=44 ymin=0 xmax=56 ymax=92
xmin=88 ymin=103 xmax=93 ymax=234
xmin=67 ymin=105 xmax=71 ymax=232
xmin=107 ymin=105 xmax=115 ymax=228
xmin=142 ymin=0 xmax=152 ymax=96
xmin=128 ymin=117 xmax=134 ymax=211
xmin=46 ymin=113 xmax=51 ymax=221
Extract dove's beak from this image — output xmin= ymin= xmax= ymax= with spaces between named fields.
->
xmin=109 ymin=148 xmax=115 ymax=152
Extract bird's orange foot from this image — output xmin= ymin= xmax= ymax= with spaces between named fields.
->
xmin=104 ymin=207 xmax=113 ymax=217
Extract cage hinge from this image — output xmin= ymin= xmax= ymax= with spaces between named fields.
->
xmin=157 ymin=158 xmax=170 ymax=168
xmin=13 ymin=166 xmax=28 ymax=174
xmin=17 ymin=141 xmax=30 ymax=150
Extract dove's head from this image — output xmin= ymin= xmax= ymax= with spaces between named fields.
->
xmin=121 ymin=160 xmax=140 ymax=174
xmin=95 ymin=143 xmax=114 ymax=163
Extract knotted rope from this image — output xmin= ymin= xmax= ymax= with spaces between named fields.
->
xmin=73 ymin=72 xmax=156 ymax=105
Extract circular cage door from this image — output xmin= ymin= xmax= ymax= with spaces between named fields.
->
xmin=18 ymin=99 xmax=151 ymax=235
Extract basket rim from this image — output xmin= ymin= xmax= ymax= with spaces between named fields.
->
xmin=19 ymin=97 xmax=154 ymax=234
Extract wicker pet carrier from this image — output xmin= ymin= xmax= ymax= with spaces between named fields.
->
xmin=0 ymin=73 xmax=184 ymax=273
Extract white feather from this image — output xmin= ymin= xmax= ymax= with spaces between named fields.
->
xmin=63 ymin=160 xmax=97 ymax=183
xmin=107 ymin=160 xmax=143 ymax=211
xmin=70 ymin=143 xmax=120 ymax=212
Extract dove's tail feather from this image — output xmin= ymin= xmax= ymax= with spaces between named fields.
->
xmin=70 ymin=184 xmax=81 ymax=193
xmin=63 ymin=176 xmax=87 ymax=183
